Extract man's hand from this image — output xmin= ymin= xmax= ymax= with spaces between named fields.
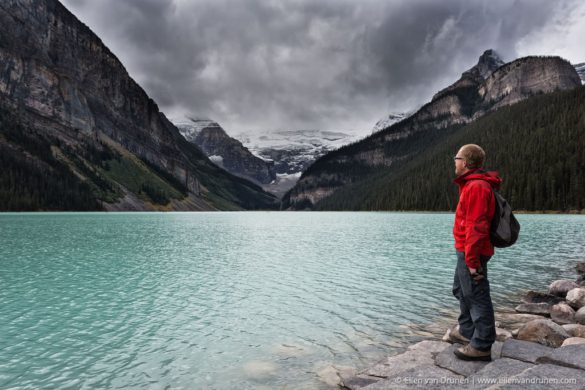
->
xmin=468 ymin=267 xmax=485 ymax=282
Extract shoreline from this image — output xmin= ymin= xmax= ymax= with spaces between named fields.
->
xmin=325 ymin=260 xmax=585 ymax=389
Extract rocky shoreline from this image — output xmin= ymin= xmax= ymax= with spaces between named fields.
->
xmin=324 ymin=261 xmax=585 ymax=389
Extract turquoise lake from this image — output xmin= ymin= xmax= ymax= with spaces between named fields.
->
xmin=1 ymin=212 xmax=584 ymax=389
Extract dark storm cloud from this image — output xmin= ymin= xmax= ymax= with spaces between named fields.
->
xmin=61 ymin=0 xmax=580 ymax=134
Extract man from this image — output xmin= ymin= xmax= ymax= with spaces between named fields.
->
xmin=451 ymin=144 xmax=501 ymax=361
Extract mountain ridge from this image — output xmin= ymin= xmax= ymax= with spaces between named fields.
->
xmin=283 ymin=50 xmax=581 ymax=210
xmin=0 ymin=0 xmax=278 ymax=211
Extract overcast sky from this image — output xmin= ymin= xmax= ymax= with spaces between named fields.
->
xmin=61 ymin=0 xmax=584 ymax=136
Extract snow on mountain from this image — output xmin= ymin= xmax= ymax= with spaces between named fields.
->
xmin=173 ymin=117 xmax=219 ymax=142
xmin=234 ymin=129 xmax=361 ymax=197
xmin=574 ymin=63 xmax=585 ymax=84
xmin=234 ymin=129 xmax=361 ymax=174
xmin=371 ymin=112 xmax=409 ymax=133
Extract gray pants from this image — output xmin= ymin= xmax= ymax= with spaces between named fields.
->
xmin=452 ymin=251 xmax=496 ymax=351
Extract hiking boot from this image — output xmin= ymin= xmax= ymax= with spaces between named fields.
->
xmin=453 ymin=344 xmax=491 ymax=361
xmin=449 ymin=327 xmax=470 ymax=345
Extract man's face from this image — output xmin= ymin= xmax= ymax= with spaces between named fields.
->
xmin=454 ymin=148 xmax=467 ymax=176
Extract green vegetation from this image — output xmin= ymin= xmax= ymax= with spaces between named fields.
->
xmin=0 ymin=106 xmax=190 ymax=210
xmin=314 ymin=86 xmax=585 ymax=212
xmin=0 ymin=109 xmax=101 ymax=211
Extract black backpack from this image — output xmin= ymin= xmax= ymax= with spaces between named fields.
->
xmin=490 ymin=190 xmax=520 ymax=248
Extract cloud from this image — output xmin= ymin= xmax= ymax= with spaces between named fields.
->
xmin=60 ymin=0 xmax=581 ymax=135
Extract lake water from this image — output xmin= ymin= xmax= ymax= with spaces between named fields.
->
xmin=1 ymin=212 xmax=584 ymax=389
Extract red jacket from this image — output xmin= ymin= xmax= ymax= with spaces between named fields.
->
xmin=453 ymin=169 xmax=502 ymax=268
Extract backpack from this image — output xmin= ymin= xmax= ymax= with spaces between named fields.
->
xmin=490 ymin=190 xmax=520 ymax=248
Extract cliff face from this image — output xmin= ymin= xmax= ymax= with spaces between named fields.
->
xmin=0 ymin=0 xmax=277 ymax=210
xmin=283 ymin=50 xmax=581 ymax=210
xmin=478 ymin=57 xmax=581 ymax=111
xmin=176 ymin=119 xmax=276 ymax=185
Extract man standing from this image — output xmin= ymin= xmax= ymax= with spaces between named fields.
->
xmin=451 ymin=144 xmax=501 ymax=361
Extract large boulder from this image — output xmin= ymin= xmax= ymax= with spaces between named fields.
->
xmin=562 ymin=324 xmax=585 ymax=338
xmin=521 ymin=290 xmax=564 ymax=305
xmin=517 ymin=319 xmax=570 ymax=347
xmin=500 ymin=339 xmax=553 ymax=363
xmin=549 ymin=279 xmax=579 ymax=297
xmin=562 ymin=337 xmax=585 ymax=347
xmin=566 ymin=287 xmax=585 ymax=309
xmin=551 ymin=302 xmax=576 ymax=324
xmin=536 ymin=344 xmax=585 ymax=370
xmin=576 ymin=307 xmax=585 ymax=325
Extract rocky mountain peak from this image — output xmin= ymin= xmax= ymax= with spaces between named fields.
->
xmin=462 ymin=49 xmax=505 ymax=81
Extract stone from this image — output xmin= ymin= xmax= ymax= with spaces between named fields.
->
xmin=513 ymin=303 xmax=551 ymax=316
xmin=495 ymin=311 xmax=547 ymax=330
xmin=566 ymin=287 xmax=585 ymax=309
xmin=536 ymin=344 xmax=585 ymax=370
xmin=491 ymin=341 xmax=504 ymax=360
xmin=576 ymin=306 xmax=585 ymax=325
xmin=488 ymin=363 xmax=585 ymax=389
xmin=516 ymin=319 xmax=570 ymax=347
xmin=341 ymin=374 xmax=380 ymax=389
xmin=521 ymin=290 xmax=564 ymax=305
xmin=434 ymin=343 xmax=490 ymax=377
xmin=468 ymin=358 xmax=533 ymax=388
xmin=500 ymin=339 xmax=553 ymax=363
xmin=548 ymin=279 xmax=579 ymax=297
xmin=562 ymin=323 xmax=585 ymax=338
xmin=562 ymin=337 xmax=585 ymax=346
xmin=495 ymin=328 xmax=513 ymax=342
xmin=316 ymin=364 xmax=357 ymax=387
xmin=362 ymin=364 xmax=465 ymax=390
xmin=576 ymin=261 xmax=585 ymax=275
xmin=361 ymin=340 xmax=450 ymax=378
xmin=550 ymin=302 xmax=576 ymax=324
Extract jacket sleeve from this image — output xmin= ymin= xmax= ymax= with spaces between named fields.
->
xmin=464 ymin=183 xmax=493 ymax=269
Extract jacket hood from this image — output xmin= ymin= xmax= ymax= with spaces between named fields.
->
xmin=454 ymin=168 xmax=502 ymax=189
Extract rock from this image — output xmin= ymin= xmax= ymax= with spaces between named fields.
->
xmin=516 ymin=319 xmax=570 ymax=347
xmin=562 ymin=324 xmax=585 ymax=338
xmin=562 ymin=337 xmax=585 ymax=346
xmin=511 ymin=328 xmax=519 ymax=338
xmin=514 ymin=302 xmax=551 ymax=316
xmin=536 ymin=344 xmax=585 ymax=370
xmin=566 ymin=287 xmax=585 ymax=309
xmin=494 ymin=363 xmax=585 ymax=389
xmin=521 ymin=290 xmax=564 ymax=305
xmin=434 ymin=343 xmax=490 ymax=377
xmin=361 ymin=340 xmax=450 ymax=378
xmin=316 ymin=364 xmax=356 ymax=387
xmin=550 ymin=302 xmax=576 ymax=324
xmin=468 ymin=358 xmax=533 ymax=388
xmin=576 ymin=261 xmax=585 ymax=275
xmin=495 ymin=312 xmax=547 ymax=330
xmin=495 ymin=328 xmax=513 ymax=342
xmin=341 ymin=374 xmax=380 ymax=389
xmin=576 ymin=306 xmax=585 ymax=325
xmin=361 ymin=364 xmax=465 ymax=390
xmin=549 ymin=279 xmax=580 ymax=297
xmin=500 ymin=339 xmax=554 ymax=363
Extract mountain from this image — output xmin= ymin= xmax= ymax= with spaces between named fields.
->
xmin=234 ymin=129 xmax=361 ymax=197
xmin=317 ymin=85 xmax=585 ymax=211
xmin=283 ymin=50 xmax=581 ymax=210
xmin=175 ymin=117 xmax=276 ymax=186
xmin=371 ymin=113 xmax=409 ymax=133
xmin=574 ymin=63 xmax=585 ymax=84
xmin=0 ymin=0 xmax=278 ymax=211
